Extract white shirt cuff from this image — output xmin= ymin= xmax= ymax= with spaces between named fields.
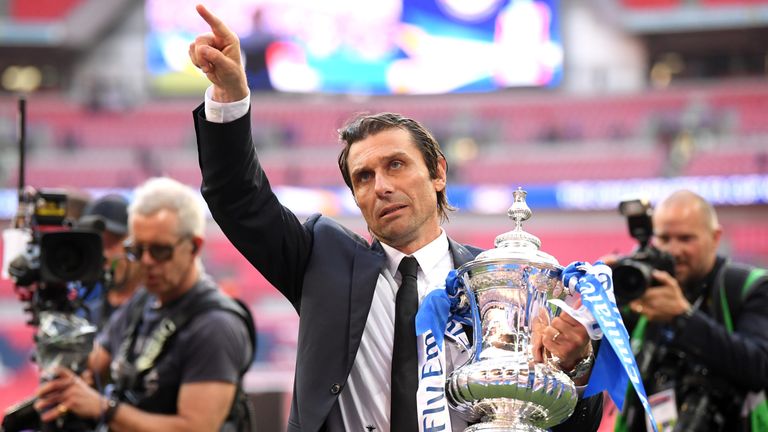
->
xmin=203 ymin=85 xmax=250 ymax=123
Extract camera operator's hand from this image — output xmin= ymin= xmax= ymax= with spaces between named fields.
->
xmin=34 ymin=367 xmax=105 ymax=423
xmin=630 ymin=270 xmax=691 ymax=323
xmin=597 ymin=254 xmax=619 ymax=267
xmin=189 ymin=4 xmax=249 ymax=103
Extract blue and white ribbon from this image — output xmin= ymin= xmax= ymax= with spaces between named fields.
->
xmin=415 ymin=270 xmax=471 ymax=432
xmin=558 ymin=261 xmax=658 ymax=432
xmin=415 ymin=270 xmax=472 ymax=352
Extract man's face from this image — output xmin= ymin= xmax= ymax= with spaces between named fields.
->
xmin=346 ymin=128 xmax=446 ymax=254
xmin=129 ymin=209 xmax=199 ymax=302
xmin=652 ymin=202 xmax=721 ymax=288
xmin=102 ymin=230 xmax=136 ymax=290
xmin=102 ymin=231 xmax=125 ymax=263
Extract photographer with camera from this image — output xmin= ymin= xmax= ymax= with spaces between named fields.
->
xmin=611 ymin=190 xmax=768 ymax=432
xmin=33 ymin=177 xmax=256 ymax=432
xmin=77 ymin=193 xmax=142 ymax=328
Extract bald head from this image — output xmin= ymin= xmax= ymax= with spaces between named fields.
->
xmin=652 ymin=190 xmax=722 ymax=289
xmin=656 ymin=190 xmax=720 ymax=231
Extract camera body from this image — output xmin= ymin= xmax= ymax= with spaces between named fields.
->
xmin=612 ymin=198 xmax=675 ymax=305
xmin=8 ymin=190 xmax=104 ymax=317
xmin=652 ymin=346 xmax=741 ymax=432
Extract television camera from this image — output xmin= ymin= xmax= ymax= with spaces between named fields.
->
xmin=2 ymin=189 xmax=107 ymax=432
xmin=8 ymin=189 xmax=105 ymax=318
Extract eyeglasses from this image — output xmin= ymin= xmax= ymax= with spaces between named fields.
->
xmin=124 ymin=237 xmax=189 ymax=263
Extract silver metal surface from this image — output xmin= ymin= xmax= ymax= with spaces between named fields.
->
xmin=446 ymin=188 xmax=578 ymax=431
xmin=36 ymin=311 xmax=98 ymax=375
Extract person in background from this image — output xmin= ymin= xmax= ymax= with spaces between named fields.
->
xmin=77 ymin=193 xmax=142 ymax=327
xmin=35 ymin=177 xmax=256 ymax=432
xmin=615 ymin=190 xmax=768 ymax=432
xmin=190 ymin=5 xmax=601 ymax=431
xmin=239 ymin=7 xmax=276 ymax=91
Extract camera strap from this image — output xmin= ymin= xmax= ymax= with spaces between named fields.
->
xmin=718 ymin=262 xmax=767 ymax=334
xmin=112 ymin=287 xmax=256 ymax=399
xmin=718 ymin=263 xmax=768 ymax=431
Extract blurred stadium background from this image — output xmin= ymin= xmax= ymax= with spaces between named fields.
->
xmin=0 ymin=0 xmax=766 ymax=429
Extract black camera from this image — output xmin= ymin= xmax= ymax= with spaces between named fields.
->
xmin=652 ymin=347 xmax=741 ymax=432
xmin=8 ymin=190 xmax=104 ymax=316
xmin=612 ymin=198 xmax=675 ymax=305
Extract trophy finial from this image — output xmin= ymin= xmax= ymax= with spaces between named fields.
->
xmin=494 ymin=187 xmax=541 ymax=249
xmin=508 ymin=187 xmax=532 ymax=231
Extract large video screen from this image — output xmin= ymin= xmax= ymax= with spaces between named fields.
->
xmin=147 ymin=0 xmax=562 ymax=95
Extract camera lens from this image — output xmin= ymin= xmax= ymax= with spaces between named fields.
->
xmin=612 ymin=259 xmax=653 ymax=304
xmin=47 ymin=241 xmax=88 ymax=280
xmin=39 ymin=231 xmax=103 ymax=284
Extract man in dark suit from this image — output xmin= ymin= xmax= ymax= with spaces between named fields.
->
xmin=189 ymin=5 xmax=602 ymax=431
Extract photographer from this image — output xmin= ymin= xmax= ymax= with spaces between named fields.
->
xmin=615 ymin=190 xmax=768 ymax=432
xmin=77 ymin=194 xmax=142 ymax=328
xmin=34 ymin=177 xmax=255 ymax=432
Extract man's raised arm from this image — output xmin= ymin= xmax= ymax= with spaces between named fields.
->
xmin=189 ymin=4 xmax=249 ymax=103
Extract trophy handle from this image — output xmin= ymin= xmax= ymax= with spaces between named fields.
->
xmin=459 ymin=278 xmax=484 ymax=364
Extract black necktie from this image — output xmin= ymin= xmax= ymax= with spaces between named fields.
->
xmin=391 ymin=256 xmax=419 ymax=431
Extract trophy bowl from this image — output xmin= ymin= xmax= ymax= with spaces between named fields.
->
xmin=446 ymin=188 xmax=578 ymax=432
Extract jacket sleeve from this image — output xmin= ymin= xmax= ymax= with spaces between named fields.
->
xmin=193 ymin=104 xmax=312 ymax=308
xmin=552 ymin=392 xmax=603 ymax=432
xmin=671 ymin=277 xmax=768 ymax=391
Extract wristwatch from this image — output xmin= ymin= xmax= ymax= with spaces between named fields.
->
xmin=672 ymin=304 xmax=695 ymax=333
xmin=563 ymin=353 xmax=595 ymax=380
xmin=104 ymin=398 xmax=121 ymax=424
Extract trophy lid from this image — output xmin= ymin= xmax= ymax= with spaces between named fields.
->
xmin=469 ymin=187 xmax=561 ymax=270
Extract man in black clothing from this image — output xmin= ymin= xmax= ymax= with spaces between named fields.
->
xmin=189 ymin=5 xmax=602 ymax=431
xmin=617 ymin=190 xmax=768 ymax=431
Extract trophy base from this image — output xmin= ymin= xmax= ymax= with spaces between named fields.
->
xmin=465 ymin=420 xmax=545 ymax=432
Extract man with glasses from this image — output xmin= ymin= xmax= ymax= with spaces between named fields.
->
xmin=35 ymin=177 xmax=256 ymax=432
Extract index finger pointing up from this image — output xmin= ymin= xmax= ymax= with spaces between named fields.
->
xmin=196 ymin=4 xmax=231 ymax=38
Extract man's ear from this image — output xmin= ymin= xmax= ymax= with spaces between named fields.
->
xmin=191 ymin=237 xmax=203 ymax=255
xmin=434 ymin=157 xmax=448 ymax=191
xmin=712 ymin=225 xmax=723 ymax=246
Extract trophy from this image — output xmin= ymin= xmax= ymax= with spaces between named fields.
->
xmin=446 ymin=188 xmax=578 ymax=431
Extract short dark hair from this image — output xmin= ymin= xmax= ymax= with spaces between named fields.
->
xmin=337 ymin=112 xmax=455 ymax=222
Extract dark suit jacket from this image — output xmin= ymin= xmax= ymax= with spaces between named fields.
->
xmin=194 ymin=105 xmax=602 ymax=432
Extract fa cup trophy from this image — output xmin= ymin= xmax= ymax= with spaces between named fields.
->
xmin=446 ymin=188 xmax=578 ymax=431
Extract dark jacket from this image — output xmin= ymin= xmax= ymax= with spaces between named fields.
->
xmin=194 ymin=105 xmax=602 ymax=432
xmin=620 ymin=256 xmax=768 ymax=431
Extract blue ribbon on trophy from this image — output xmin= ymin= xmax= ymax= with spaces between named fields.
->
xmin=415 ymin=269 xmax=472 ymax=351
xmin=553 ymin=261 xmax=658 ymax=432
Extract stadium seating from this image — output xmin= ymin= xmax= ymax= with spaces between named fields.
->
xmin=2 ymin=81 xmax=766 ymax=189
xmin=9 ymin=0 xmax=84 ymax=21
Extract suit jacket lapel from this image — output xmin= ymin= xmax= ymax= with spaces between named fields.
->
xmin=346 ymin=240 xmax=386 ymax=370
xmin=449 ymin=237 xmax=477 ymax=268
xmin=448 ymin=238 xmax=480 ymax=345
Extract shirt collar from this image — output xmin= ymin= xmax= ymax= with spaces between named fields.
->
xmin=380 ymin=229 xmax=449 ymax=278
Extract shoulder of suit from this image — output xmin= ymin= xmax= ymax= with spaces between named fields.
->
xmin=309 ymin=214 xmax=371 ymax=248
xmin=449 ymin=237 xmax=484 ymax=257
